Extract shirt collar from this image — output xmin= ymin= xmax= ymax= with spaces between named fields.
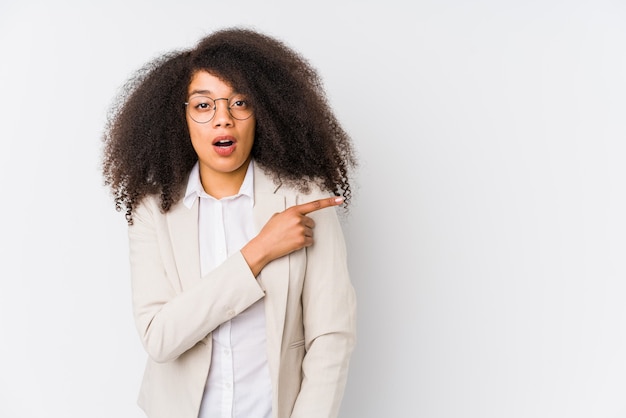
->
xmin=183 ymin=160 xmax=255 ymax=208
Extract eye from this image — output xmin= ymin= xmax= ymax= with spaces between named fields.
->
xmin=190 ymin=97 xmax=215 ymax=112
xmin=230 ymin=98 xmax=249 ymax=109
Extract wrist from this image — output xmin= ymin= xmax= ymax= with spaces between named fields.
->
xmin=241 ymin=238 xmax=269 ymax=277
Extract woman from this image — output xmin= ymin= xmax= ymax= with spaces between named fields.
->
xmin=102 ymin=27 xmax=357 ymax=418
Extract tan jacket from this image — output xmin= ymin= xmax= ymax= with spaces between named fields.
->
xmin=128 ymin=164 xmax=356 ymax=418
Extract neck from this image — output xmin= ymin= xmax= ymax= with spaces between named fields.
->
xmin=199 ymin=159 xmax=251 ymax=199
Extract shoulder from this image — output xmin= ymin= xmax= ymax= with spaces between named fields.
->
xmin=254 ymin=161 xmax=330 ymax=202
xmin=131 ymin=193 xmax=189 ymax=227
xmin=294 ymin=183 xmax=328 ymax=204
xmin=133 ymin=194 xmax=162 ymax=217
xmin=272 ymin=179 xmax=330 ymax=207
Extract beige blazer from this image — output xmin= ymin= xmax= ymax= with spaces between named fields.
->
xmin=128 ymin=164 xmax=356 ymax=418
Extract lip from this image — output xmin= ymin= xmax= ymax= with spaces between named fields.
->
xmin=212 ymin=135 xmax=237 ymax=157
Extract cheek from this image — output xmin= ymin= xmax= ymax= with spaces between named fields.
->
xmin=187 ymin=125 xmax=204 ymax=155
xmin=244 ymin=121 xmax=256 ymax=144
xmin=247 ymin=126 xmax=256 ymax=144
xmin=186 ymin=117 xmax=198 ymax=138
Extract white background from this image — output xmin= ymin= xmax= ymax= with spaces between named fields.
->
xmin=1 ymin=1 xmax=626 ymax=417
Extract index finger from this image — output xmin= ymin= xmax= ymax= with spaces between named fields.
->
xmin=296 ymin=196 xmax=344 ymax=215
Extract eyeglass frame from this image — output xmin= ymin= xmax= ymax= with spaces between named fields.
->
xmin=184 ymin=95 xmax=254 ymax=124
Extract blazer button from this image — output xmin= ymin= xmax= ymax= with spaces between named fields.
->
xmin=227 ymin=309 xmax=236 ymax=317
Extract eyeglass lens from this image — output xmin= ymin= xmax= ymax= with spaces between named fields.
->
xmin=186 ymin=96 xmax=252 ymax=123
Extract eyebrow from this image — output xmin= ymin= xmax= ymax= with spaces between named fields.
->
xmin=187 ymin=89 xmax=243 ymax=98
xmin=188 ymin=89 xmax=213 ymax=96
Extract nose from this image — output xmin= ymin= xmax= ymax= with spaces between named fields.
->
xmin=212 ymin=98 xmax=233 ymax=127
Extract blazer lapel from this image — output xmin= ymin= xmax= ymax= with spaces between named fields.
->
xmin=166 ymin=198 xmax=202 ymax=290
xmin=253 ymin=164 xmax=289 ymax=382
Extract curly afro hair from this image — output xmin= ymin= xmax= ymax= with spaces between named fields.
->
xmin=102 ymin=27 xmax=357 ymax=224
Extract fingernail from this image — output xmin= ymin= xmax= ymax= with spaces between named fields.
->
xmin=334 ymin=197 xmax=344 ymax=204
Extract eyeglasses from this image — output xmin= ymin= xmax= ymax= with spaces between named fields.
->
xmin=184 ymin=95 xmax=253 ymax=124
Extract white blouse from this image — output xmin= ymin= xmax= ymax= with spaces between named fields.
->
xmin=183 ymin=160 xmax=272 ymax=418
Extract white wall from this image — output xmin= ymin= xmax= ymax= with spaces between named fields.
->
xmin=1 ymin=1 xmax=625 ymax=417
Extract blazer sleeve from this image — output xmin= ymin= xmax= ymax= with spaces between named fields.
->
xmin=290 ymin=198 xmax=357 ymax=418
xmin=128 ymin=197 xmax=266 ymax=363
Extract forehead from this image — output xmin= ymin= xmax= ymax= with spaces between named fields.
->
xmin=187 ymin=70 xmax=235 ymax=96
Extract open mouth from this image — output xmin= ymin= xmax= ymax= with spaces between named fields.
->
xmin=212 ymin=136 xmax=237 ymax=156
xmin=214 ymin=139 xmax=234 ymax=147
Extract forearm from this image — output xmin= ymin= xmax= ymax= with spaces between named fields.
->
xmin=132 ymin=252 xmax=265 ymax=363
